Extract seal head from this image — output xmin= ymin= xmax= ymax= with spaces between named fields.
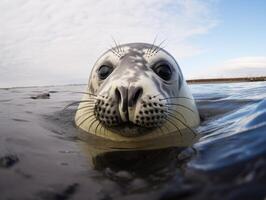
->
xmin=75 ymin=43 xmax=200 ymax=142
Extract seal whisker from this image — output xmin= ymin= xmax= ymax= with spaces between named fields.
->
xmin=147 ymin=35 xmax=158 ymax=56
xmin=76 ymin=110 xmax=94 ymax=120
xmin=77 ymin=101 xmax=96 ymax=105
xmin=115 ymin=40 xmax=122 ymax=54
xmin=110 ymin=46 xmax=121 ymax=58
xmin=152 ymin=93 xmax=163 ymax=98
xmin=109 ymin=42 xmax=121 ymax=56
xmin=94 ymin=121 xmax=101 ymax=136
xmin=160 ymin=96 xmax=194 ymax=101
xmin=88 ymin=118 xmax=98 ymax=133
xmin=111 ymin=36 xmax=121 ymax=53
xmin=117 ymin=40 xmax=125 ymax=55
xmin=111 ymin=37 xmax=124 ymax=58
xmin=77 ymin=107 xmax=94 ymax=113
xmin=167 ymin=113 xmax=197 ymax=137
xmin=77 ymin=109 xmax=93 ymax=120
xmin=75 ymin=109 xmax=94 ymax=122
xmin=164 ymin=118 xmax=182 ymax=137
xmin=166 ymin=111 xmax=184 ymax=125
xmin=100 ymin=124 xmax=108 ymax=136
xmin=99 ymin=124 xmax=103 ymax=135
xmin=63 ymin=91 xmax=99 ymax=98
xmin=163 ymin=123 xmax=171 ymax=133
xmin=63 ymin=100 xmax=97 ymax=110
xmin=76 ymin=105 xmax=95 ymax=111
xmin=78 ymin=114 xmax=95 ymax=127
xmin=165 ymin=103 xmax=196 ymax=114
xmin=150 ymin=39 xmax=166 ymax=54
xmin=155 ymin=45 xmax=166 ymax=54
xmin=166 ymin=108 xmax=187 ymax=123
xmin=158 ymin=126 xmax=165 ymax=135
xmin=99 ymin=123 xmax=105 ymax=135
xmin=148 ymin=103 xmax=184 ymax=135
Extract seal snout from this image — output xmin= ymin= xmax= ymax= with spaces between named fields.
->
xmin=94 ymin=88 xmax=168 ymax=133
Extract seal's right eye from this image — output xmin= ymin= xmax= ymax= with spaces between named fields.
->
xmin=98 ymin=65 xmax=113 ymax=80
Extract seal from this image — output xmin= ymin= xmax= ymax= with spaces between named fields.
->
xmin=75 ymin=43 xmax=200 ymax=142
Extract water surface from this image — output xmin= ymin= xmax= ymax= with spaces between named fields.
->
xmin=1 ymin=82 xmax=266 ymax=200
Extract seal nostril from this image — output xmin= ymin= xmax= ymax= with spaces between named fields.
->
xmin=115 ymin=88 xmax=122 ymax=104
xmin=115 ymin=86 xmax=128 ymax=113
xmin=128 ymin=86 xmax=143 ymax=107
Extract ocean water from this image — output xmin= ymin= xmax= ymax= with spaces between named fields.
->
xmin=0 ymin=81 xmax=266 ymax=200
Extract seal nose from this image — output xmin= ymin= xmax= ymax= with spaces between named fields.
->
xmin=115 ymin=86 xmax=143 ymax=121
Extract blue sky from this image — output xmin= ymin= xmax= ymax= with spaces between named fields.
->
xmin=0 ymin=0 xmax=266 ymax=87
xmin=181 ymin=0 xmax=266 ymax=78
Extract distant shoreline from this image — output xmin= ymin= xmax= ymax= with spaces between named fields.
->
xmin=187 ymin=76 xmax=266 ymax=84
xmin=1 ymin=77 xmax=266 ymax=89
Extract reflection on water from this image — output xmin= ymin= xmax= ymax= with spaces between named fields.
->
xmin=1 ymin=82 xmax=266 ymax=199
xmin=77 ymin=133 xmax=198 ymax=199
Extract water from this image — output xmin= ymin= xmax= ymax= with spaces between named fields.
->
xmin=0 ymin=82 xmax=266 ymax=200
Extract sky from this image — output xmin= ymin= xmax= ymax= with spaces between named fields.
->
xmin=0 ymin=0 xmax=266 ymax=87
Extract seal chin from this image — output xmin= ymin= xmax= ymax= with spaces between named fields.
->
xmin=108 ymin=122 xmax=155 ymax=137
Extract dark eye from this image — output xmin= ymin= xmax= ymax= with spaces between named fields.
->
xmin=98 ymin=65 xmax=113 ymax=80
xmin=153 ymin=64 xmax=172 ymax=81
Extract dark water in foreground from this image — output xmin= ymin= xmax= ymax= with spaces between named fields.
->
xmin=1 ymin=82 xmax=266 ymax=200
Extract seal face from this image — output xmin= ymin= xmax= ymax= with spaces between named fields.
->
xmin=75 ymin=43 xmax=200 ymax=142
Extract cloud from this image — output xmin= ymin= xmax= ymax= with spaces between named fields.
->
xmin=219 ymin=57 xmax=266 ymax=70
xmin=193 ymin=56 xmax=266 ymax=78
xmin=0 ymin=0 xmax=218 ymax=87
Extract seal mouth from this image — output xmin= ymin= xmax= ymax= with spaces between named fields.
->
xmin=107 ymin=122 xmax=156 ymax=137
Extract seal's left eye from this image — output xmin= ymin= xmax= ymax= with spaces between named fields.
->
xmin=153 ymin=64 xmax=172 ymax=81
xmin=98 ymin=65 xmax=113 ymax=80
